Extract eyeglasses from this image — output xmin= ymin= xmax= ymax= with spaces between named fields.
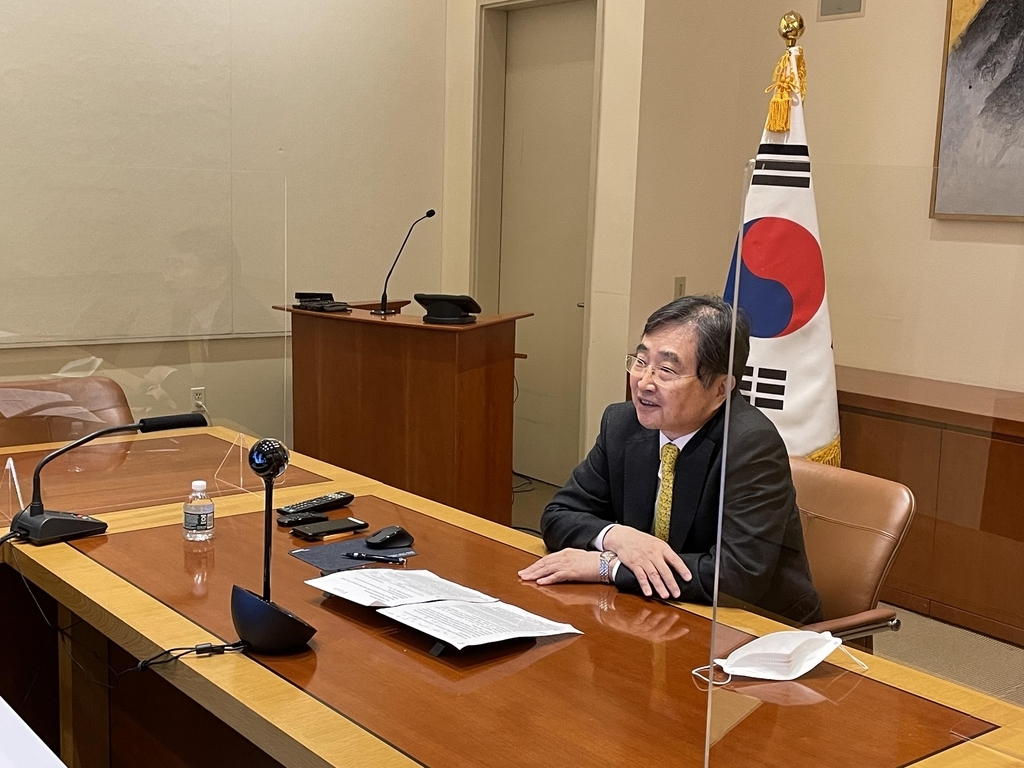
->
xmin=625 ymin=354 xmax=698 ymax=385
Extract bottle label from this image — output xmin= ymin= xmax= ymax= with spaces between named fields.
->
xmin=184 ymin=511 xmax=213 ymax=531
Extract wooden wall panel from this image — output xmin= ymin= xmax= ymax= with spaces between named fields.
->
xmin=976 ymin=437 xmax=1024 ymax=544
xmin=58 ymin=607 xmax=110 ymax=768
xmin=108 ymin=644 xmax=284 ymax=768
xmin=839 ymin=378 xmax=1024 ymax=647
xmin=931 ymin=520 xmax=1024 ymax=629
xmin=936 ymin=431 xmax=990 ymax=531
xmin=0 ymin=564 xmax=60 ymax=754
xmin=882 ymin=514 xmax=936 ymax=602
xmin=838 ymin=411 xmax=941 ymax=517
xmin=878 ymin=584 xmax=930 ymax=616
xmin=929 ymin=601 xmax=1024 ymax=649
xmin=839 ymin=411 xmax=940 ymax=599
xmin=938 ymin=430 xmax=1024 ymax=544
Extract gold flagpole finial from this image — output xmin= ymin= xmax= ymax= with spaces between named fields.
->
xmin=766 ymin=12 xmax=807 ymax=133
xmin=779 ymin=11 xmax=804 ymax=48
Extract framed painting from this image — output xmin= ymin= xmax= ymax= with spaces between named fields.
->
xmin=931 ymin=0 xmax=1024 ymax=221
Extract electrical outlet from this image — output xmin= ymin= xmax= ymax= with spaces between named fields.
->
xmin=191 ymin=387 xmax=206 ymax=411
xmin=674 ymin=276 xmax=687 ymax=299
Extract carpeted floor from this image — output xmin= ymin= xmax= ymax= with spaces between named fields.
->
xmin=874 ymin=603 xmax=1024 ymax=706
xmin=510 ymin=474 xmax=558 ymax=537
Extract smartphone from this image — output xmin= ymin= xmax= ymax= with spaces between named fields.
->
xmin=290 ymin=516 xmax=369 ymax=541
xmin=276 ymin=512 xmax=329 ymax=527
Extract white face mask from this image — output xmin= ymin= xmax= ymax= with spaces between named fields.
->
xmin=712 ymin=630 xmax=849 ymax=682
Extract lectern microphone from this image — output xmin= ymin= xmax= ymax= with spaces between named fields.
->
xmin=10 ymin=412 xmax=209 ymax=545
xmin=371 ymin=209 xmax=437 ymax=316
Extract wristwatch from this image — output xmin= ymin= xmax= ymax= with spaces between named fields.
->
xmin=598 ymin=550 xmax=617 ymax=584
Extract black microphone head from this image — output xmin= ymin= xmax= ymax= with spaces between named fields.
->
xmin=425 ymin=209 xmax=436 ymax=217
xmin=248 ymin=439 xmax=290 ymax=479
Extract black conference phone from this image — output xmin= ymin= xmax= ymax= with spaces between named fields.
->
xmin=293 ymin=292 xmax=350 ymax=313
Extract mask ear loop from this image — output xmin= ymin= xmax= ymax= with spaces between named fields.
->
xmin=837 ymin=643 xmax=868 ymax=671
xmin=692 ymin=664 xmax=732 ymax=687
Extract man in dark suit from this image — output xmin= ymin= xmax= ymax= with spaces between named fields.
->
xmin=518 ymin=295 xmax=822 ymax=625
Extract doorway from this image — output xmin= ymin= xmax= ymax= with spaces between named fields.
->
xmin=476 ymin=0 xmax=597 ymax=488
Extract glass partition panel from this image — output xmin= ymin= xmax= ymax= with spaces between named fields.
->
xmin=0 ymin=168 xmax=293 ymax=519
xmin=707 ymin=157 xmax=1024 ymax=766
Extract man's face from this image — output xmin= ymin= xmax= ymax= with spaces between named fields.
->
xmin=630 ymin=323 xmax=729 ymax=439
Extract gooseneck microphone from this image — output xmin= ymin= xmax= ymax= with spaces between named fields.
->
xmin=247 ymin=439 xmax=290 ymax=602
xmin=10 ymin=412 xmax=209 ymax=545
xmin=229 ymin=439 xmax=316 ymax=654
xmin=371 ymin=209 xmax=437 ymax=316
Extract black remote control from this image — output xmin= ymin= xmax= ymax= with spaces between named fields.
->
xmin=277 ymin=491 xmax=354 ymax=516
xmin=277 ymin=512 xmax=329 ymax=527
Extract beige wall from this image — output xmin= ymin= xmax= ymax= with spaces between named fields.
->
xmin=443 ymin=0 xmax=647 ymax=449
xmin=580 ymin=0 xmax=645 ymax=448
xmin=630 ymin=0 xmax=1024 ymax=393
xmin=629 ymin=0 xmax=754 ymax=348
xmin=10 ymin=0 xmax=1022 ymax=456
xmin=1 ymin=0 xmax=447 ymax=438
xmin=230 ymin=1 xmax=445 ymax=305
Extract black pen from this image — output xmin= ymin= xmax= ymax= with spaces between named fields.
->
xmin=344 ymin=552 xmax=407 ymax=565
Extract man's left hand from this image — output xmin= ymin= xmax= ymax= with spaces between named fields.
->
xmin=518 ymin=549 xmax=601 ymax=585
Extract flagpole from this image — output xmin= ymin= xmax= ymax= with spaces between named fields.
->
xmin=704 ymin=157 xmax=755 ymax=768
xmin=766 ymin=11 xmax=806 ymax=133
xmin=779 ymin=10 xmax=804 ymax=47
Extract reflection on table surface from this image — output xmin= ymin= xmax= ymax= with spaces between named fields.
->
xmin=73 ymin=494 xmax=995 ymax=768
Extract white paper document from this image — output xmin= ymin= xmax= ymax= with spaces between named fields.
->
xmin=378 ymin=600 xmax=582 ymax=650
xmin=306 ymin=569 xmax=498 ymax=608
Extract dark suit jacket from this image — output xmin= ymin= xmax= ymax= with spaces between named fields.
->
xmin=541 ymin=393 xmax=823 ymax=625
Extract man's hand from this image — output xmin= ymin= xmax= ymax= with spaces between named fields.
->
xmin=603 ymin=525 xmax=692 ymax=599
xmin=517 ymin=549 xmax=601 ymax=586
xmin=597 ymin=604 xmax=691 ymax=643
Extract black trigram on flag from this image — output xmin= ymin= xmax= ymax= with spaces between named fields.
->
xmin=739 ymin=366 xmax=787 ymax=411
xmin=751 ymin=143 xmax=810 ymax=188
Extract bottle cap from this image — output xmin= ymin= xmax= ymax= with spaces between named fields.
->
xmin=192 ymin=480 xmax=207 ymax=493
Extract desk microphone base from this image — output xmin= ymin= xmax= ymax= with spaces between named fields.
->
xmin=10 ymin=508 xmax=108 ymax=546
xmin=230 ymin=585 xmax=316 ymax=654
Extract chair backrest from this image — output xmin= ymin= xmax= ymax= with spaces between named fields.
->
xmin=0 ymin=376 xmax=132 ymax=447
xmin=790 ymin=457 xmax=915 ymax=622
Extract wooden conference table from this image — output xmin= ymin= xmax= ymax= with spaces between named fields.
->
xmin=2 ymin=427 xmax=1024 ymax=767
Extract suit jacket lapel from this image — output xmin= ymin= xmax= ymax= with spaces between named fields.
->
xmin=623 ymin=430 xmax=658 ymax=534
xmin=667 ymin=405 xmax=726 ymax=550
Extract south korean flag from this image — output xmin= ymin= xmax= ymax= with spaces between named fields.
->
xmin=724 ymin=46 xmax=840 ymax=465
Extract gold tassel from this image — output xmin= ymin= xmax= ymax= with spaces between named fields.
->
xmin=764 ymin=48 xmax=806 ymax=133
xmin=766 ymin=90 xmax=792 ymax=133
xmin=805 ymin=435 xmax=841 ymax=467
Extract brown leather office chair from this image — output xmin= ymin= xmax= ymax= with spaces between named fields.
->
xmin=790 ymin=457 xmax=915 ymax=648
xmin=0 ymin=376 xmax=133 ymax=447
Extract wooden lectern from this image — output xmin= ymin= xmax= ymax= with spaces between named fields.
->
xmin=277 ymin=305 xmax=531 ymax=525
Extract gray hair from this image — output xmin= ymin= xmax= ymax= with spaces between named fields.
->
xmin=642 ymin=295 xmax=750 ymax=389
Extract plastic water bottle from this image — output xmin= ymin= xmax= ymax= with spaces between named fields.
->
xmin=183 ymin=480 xmax=215 ymax=541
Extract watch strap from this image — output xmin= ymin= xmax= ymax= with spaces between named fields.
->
xmin=598 ymin=550 xmax=616 ymax=584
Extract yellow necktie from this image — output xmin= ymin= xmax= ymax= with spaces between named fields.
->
xmin=654 ymin=443 xmax=679 ymax=542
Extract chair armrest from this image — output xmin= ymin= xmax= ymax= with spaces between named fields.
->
xmin=803 ymin=607 xmax=900 ymax=640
